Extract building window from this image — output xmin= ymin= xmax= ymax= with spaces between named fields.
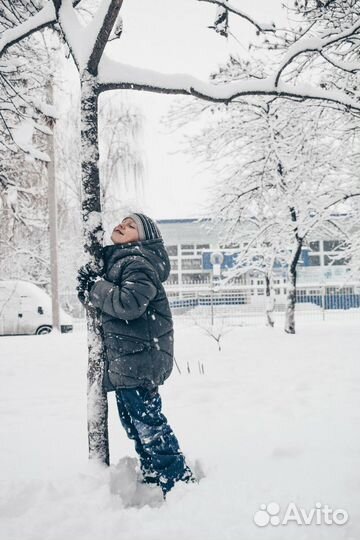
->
xmin=181 ymin=258 xmax=202 ymax=270
xmin=340 ymin=287 xmax=353 ymax=294
xmin=196 ymin=244 xmax=210 ymax=251
xmin=309 ymin=241 xmax=320 ymax=252
xmin=167 ymin=274 xmax=179 ymax=284
xmin=170 ymin=260 xmax=178 ymax=270
xmin=219 ymin=242 xmax=240 ymax=249
xmin=308 ymin=255 xmax=321 ymax=266
xmin=323 ymin=240 xmax=342 ymax=252
xmin=275 ymin=288 xmax=281 ymax=295
xmin=324 ymin=255 xmax=349 ymax=266
xmin=298 ymin=289 xmax=306 ymax=296
xmin=232 ymin=276 xmax=246 ymax=285
xmin=181 ymin=244 xmax=195 ymax=255
xmin=182 ymin=273 xmax=209 ymax=284
xmin=166 ymin=245 xmax=178 ymax=256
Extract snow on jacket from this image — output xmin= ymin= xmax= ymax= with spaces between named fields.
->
xmin=89 ymin=239 xmax=174 ymax=391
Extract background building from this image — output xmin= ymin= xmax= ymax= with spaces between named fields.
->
xmin=159 ymin=218 xmax=353 ymax=289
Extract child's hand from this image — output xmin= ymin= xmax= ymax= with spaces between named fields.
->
xmin=76 ymin=263 xmax=102 ymax=305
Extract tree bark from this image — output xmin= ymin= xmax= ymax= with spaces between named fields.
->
xmin=285 ymin=238 xmax=303 ymax=334
xmin=80 ymin=70 xmax=109 ymax=465
xmin=46 ymin=79 xmax=61 ymax=333
xmin=265 ymin=274 xmax=275 ymax=327
xmin=50 ymin=0 xmax=124 ymax=468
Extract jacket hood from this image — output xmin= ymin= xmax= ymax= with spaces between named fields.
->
xmin=103 ymin=239 xmax=171 ymax=283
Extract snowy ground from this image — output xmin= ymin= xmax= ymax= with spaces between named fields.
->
xmin=0 ymin=319 xmax=360 ymax=540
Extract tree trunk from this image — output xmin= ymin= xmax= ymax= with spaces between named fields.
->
xmin=265 ymin=274 xmax=275 ymax=327
xmin=284 ymin=239 xmax=303 ymax=334
xmin=46 ymin=79 xmax=61 ymax=332
xmin=80 ymin=70 xmax=109 ymax=465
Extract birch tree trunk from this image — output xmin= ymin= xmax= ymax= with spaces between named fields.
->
xmin=50 ymin=0 xmax=123 ymax=466
xmin=80 ymin=70 xmax=109 ymax=465
xmin=284 ymin=239 xmax=303 ymax=334
xmin=265 ymin=274 xmax=275 ymax=327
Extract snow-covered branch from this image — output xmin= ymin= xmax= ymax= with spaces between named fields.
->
xmin=1 ymin=0 xmax=360 ymax=113
xmin=319 ymin=52 xmax=360 ymax=74
xmin=0 ymin=0 xmax=275 ymax=63
xmin=0 ymin=240 xmax=50 ymax=268
xmin=211 ymin=5 xmax=228 ymax=37
xmin=0 ymin=0 xmax=81 ymax=57
xmin=51 ymin=0 xmax=83 ymax=70
xmin=87 ymin=0 xmax=123 ymax=75
xmin=274 ymin=20 xmax=360 ymax=86
xmin=52 ymin=0 xmax=123 ymax=74
xmin=324 ymin=192 xmax=360 ymax=211
xmin=98 ymin=58 xmax=360 ymax=110
xmin=198 ymin=0 xmax=275 ymax=33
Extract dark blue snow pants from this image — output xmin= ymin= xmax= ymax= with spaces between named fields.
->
xmin=115 ymin=386 xmax=191 ymax=494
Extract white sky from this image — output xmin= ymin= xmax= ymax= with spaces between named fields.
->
xmin=106 ymin=0 xmax=289 ymax=220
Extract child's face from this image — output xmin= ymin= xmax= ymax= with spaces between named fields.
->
xmin=111 ymin=218 xmax=140 ymax=244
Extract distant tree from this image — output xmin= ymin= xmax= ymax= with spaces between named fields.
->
xmin=99 ymin=93 xmax=145 ymax=231
xmin=55 ymin=90 xmax=145 ymax=312
xmin=0 ymin=1 xmax=54 ymax=158
xmin=0 ymin=1 xmax=60 ymax=293
xmin=171 ymin=55 xmax=360 ymax=332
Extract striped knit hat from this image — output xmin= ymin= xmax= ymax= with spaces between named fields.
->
xmin=125 ymin=213 xmax=162 ymax=241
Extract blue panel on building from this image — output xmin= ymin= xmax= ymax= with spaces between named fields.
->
xmin=299 ymin=249 xmax=309 ymax=266
xmin=202 ymin=251 xmax=239 ymax=270
xmin=202 ymin=249 xmax=310 ymax=271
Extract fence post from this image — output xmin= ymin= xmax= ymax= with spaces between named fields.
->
xmin=322 ymin=286 xmax=326 ymax=321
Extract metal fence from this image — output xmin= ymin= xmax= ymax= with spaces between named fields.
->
xmin=166 ymin=283 xmax=360 ymax=327
xmin=60 ymin=283 xmax=360 ymax=329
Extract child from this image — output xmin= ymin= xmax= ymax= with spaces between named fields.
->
xmin=77 ymin=213 xmax=194 ymax=495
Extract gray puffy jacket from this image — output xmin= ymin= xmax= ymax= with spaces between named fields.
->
xmin=89 ymin=239 xmax=173 ymax=391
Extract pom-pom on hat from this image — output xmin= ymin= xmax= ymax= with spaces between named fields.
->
xmin=125 ymin=213 xmax=162 ymax=241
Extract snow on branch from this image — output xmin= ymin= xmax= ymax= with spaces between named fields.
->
xmin=324 ymin=192 xmax=360 ymax=212
xmin=275 ymin=19 xmax=360 ymax=86
xmin=2 ymin=0 xmax=359 ymax=113
xmin=198 ymin=0 xmax=275 ymax=33
xmin=52 ymin=0 xmax=84 ymax=71
xmin=87 ymin=0 xmax=123 ymax=75
xmin=98 ymin=58 xmax=360 ymax=111
xmin=211 ymin=6 xmax=228 ymax=38
xmin=319 ymin=52 xmax=360 ymax=74
xmin=12 ymin=118 xmax=50 ymax=162
xmin=0 ymin=0 xmax=81 ymax=57
xmin=53 ymin=0 xmax=123 ymax=74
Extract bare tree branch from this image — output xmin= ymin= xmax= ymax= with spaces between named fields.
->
xmin=2 ymin=0 xmax=360 ymax=114
xmin=274 ymin=19 xmax=360 ymax=87
xmin=0 ymin=0 xmax=81 ymax=57
xmin=198 ymin=0 xmax=275 ymax=33
xmin=98 ymin=61 xmax=360 ymax=110
xmin=87 ymin=0 xmax=123 ymax=75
